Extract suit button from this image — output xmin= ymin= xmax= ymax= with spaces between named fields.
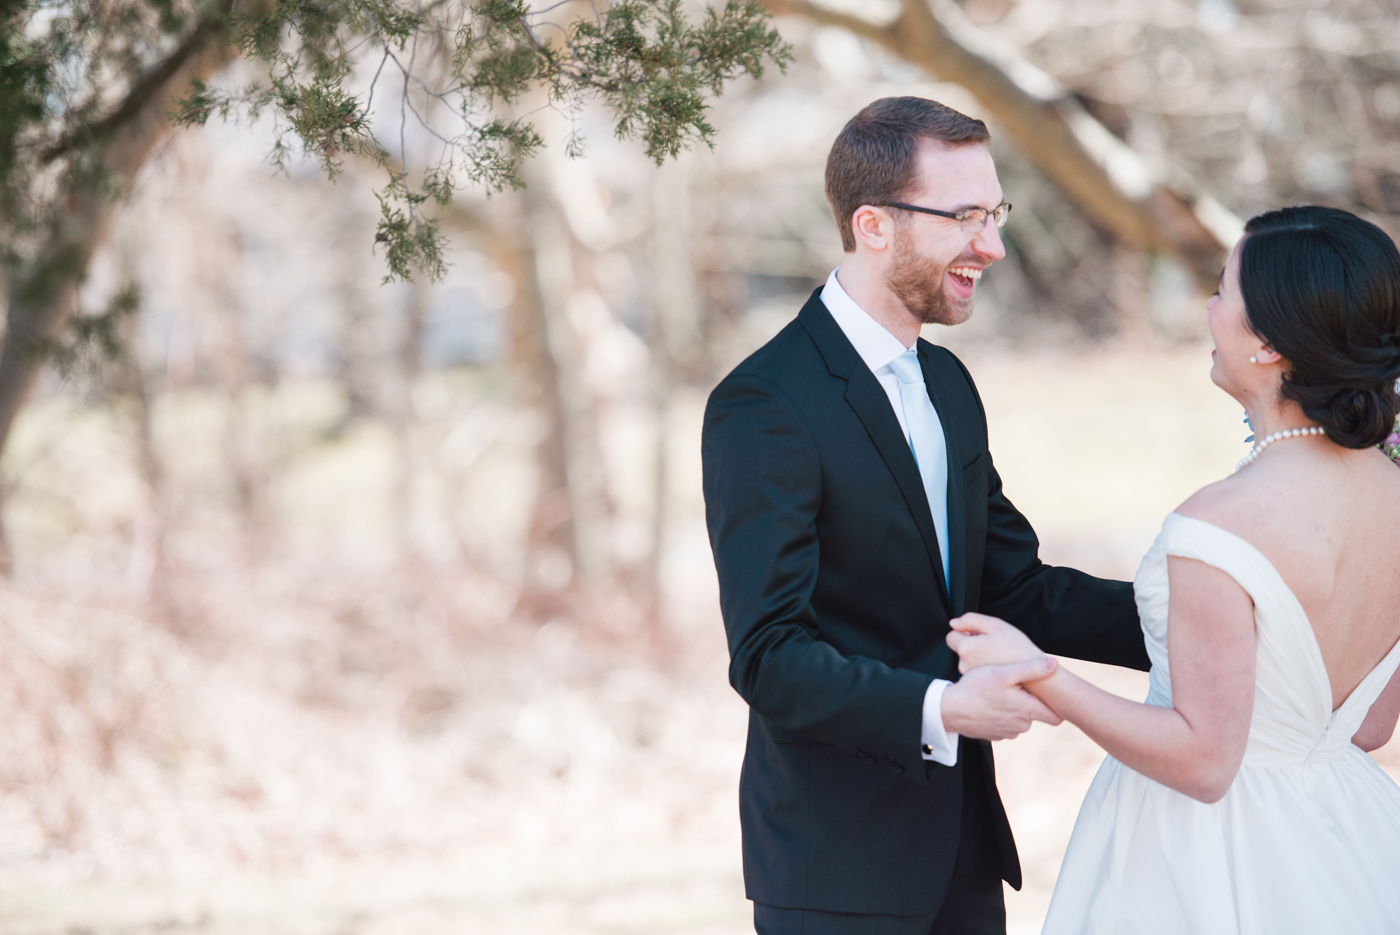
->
xmin=857 ymin=751 xmax=877 ymax=764
xmin=884 ymin=758 xmax=905 ymax=774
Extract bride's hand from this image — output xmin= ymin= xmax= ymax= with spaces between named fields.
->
xmin=947 ymin=613 xmax=1049 ymax=675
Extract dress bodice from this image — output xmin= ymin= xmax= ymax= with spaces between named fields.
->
xmin=1132 ymin=513 xmax=1400 ymax=767
xmin=1043 ymin=512 xmax=1400 ymax=935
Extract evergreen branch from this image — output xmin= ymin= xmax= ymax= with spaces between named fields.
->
xmin=7 ymin=0 xmax=791 ymax=286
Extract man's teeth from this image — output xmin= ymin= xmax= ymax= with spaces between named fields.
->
xmin=949 ymin=267 xmax=982 ymax=281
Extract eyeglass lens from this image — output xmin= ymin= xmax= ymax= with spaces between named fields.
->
xmin=959 ymin=204 xmax=1011 ymax=232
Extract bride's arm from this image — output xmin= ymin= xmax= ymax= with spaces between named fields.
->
xmin=950 ymin=557 xmax=1257 ymax=803
xmin=1033 ymin=557 xmax=1256 ymax=802
xmin=1353 ymin=664 xmax=1400 ymax=752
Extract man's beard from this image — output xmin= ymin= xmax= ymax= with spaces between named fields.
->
xmin=885 ymin=225 xmax=976 ymax=327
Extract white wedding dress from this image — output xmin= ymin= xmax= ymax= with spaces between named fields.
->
xmin=1042 ymin=513 xmax=1400 ymax=935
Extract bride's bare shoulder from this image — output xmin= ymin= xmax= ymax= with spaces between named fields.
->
xmin=1173 ymin=472 xmax=1265 ymax=535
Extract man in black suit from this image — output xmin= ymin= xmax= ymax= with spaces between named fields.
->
xmin=701 ymin=97 xmax=1150 ymax=934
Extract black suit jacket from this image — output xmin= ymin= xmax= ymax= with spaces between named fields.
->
xmin=701 ymin=290 xmax=1149 ymax=917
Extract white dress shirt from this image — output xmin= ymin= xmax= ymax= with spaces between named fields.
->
xmin=820 ymin=269 xmax=960 ymax=767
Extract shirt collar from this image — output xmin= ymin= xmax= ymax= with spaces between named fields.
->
xmin=819 ymin=268 xmax=913 ymax=373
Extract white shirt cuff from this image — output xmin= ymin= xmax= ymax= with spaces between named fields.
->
xmin=920 ymin=678 xmax=959 ymax=766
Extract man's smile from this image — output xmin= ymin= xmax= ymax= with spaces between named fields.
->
xmin=948 ymin=265 xmax=983 ymax=298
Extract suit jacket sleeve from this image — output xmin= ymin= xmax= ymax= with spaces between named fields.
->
xmin=950 ymin=357 xmax=1151 ymax=671
xmin=703 ymin=372 xmax=932 ymax=767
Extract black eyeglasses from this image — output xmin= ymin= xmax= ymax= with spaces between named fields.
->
xmin=874 ymin=201 xmax=1012 ymax=232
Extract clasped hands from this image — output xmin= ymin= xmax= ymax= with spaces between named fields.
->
xmin=940 ymin=613 xmax=1062 ymax=742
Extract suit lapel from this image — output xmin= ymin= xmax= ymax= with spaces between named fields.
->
xmin=919 ymin=341 xmax=966 ymax=617
xmin=798 ymin=293 xmax=952 ymax=611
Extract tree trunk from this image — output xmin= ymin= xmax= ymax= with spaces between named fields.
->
xmin=762 ymin=0 xmax=1240 ymax=291
xmin=120 ymin=302 xmax=171 ymax=609
xmin=0 ymin=17 xmax=237 ymax=569
xmin=506 ymin=183 xmax=578 ymax=617
xmin=393 ymin=276 xmax=429 ymax=562
xmin=642 ymin=151 xmax=699 ymax=628
xmin=329 ymin=214 xmax=380 ymax=437
xmin=108 ymin=237 xmax=171 ymax=612
xmin=211 ymin=228 xmax=263 ymax=549
xmin=533 ymin=191 xmax=616 ymax=601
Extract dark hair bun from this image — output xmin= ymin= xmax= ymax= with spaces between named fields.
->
xmin=1285 ymin=333 xmax=1400 ymax=449
xmin=1240 ymin=207 xmax=1400 ymax=449
xmin=1304 ymin=383 xmax=1399 ymax=450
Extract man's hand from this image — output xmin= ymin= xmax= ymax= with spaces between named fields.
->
xmin=940 ymin=659 xmax=1062 ymax=741
xmin=947 ymin=612 xmax=1044 ymax=672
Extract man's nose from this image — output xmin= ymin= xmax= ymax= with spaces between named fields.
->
xmin=972 ymin=220 xmax=1007 ymax=263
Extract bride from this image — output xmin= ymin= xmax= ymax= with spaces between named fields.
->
xmin=948 ymin=205 xmax=1400 ymax=934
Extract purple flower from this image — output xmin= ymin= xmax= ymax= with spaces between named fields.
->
xmin=1388 ymin=433 xmax=1400 ymax=447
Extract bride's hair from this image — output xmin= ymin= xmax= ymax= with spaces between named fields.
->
xmin=1240 ymin=206 xmax=1400 ymax=449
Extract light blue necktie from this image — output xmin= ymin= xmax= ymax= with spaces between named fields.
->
xmin=888 ymin=349 xmax=950 ymax=588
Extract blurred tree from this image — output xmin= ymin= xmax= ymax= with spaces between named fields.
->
xmin=0 ymin=0 xmax=790 ymax=566
xmin=761 ymin=0 xmax=1238 ymax=290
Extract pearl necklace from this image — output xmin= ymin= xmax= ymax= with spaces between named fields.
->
xmin=1235 ymin=426 xmax=1325 ymax=472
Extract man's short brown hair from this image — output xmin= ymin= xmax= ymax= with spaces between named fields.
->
xmin=825 ymin=97 xmax=990 ymax=252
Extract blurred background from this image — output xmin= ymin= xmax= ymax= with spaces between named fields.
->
xmin=2 ymin=1 xmax=1399 ymax=933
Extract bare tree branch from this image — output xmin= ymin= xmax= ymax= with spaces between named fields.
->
xmin=762 ymin=0 xmax=1242 ymax=291
xmin=41 ymin=11 xmax=233 ymax=165
xmin=763 ymin=0 xmax=892 ymax=44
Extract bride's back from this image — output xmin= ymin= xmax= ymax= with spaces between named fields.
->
xmin=1198 ymin=446 xmax=1400 ymax=709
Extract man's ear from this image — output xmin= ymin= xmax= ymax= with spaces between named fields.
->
xmin=851 ymin=205 xmax=893 ymax=253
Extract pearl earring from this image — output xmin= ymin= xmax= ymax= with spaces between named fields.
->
xmin=1249 ymin=355 xmax=1258 ymax=364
